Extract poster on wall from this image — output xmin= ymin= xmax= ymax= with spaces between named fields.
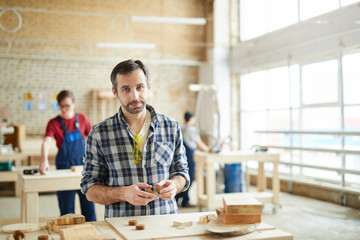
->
xmin=38 ymin=101 xmax=47 ymax=111
xmin=51 ymin=93 xmax=58 ymax=111
xmin=24 ymin=92 xmax=33 ymax=111
xmin=38 ymin=91 xmax=47 ymax=111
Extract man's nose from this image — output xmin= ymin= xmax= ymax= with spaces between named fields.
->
xmin=130 ymin=89 xmax=139 ymax=100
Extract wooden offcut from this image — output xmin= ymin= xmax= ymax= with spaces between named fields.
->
xmin=222 ymin=195 xmax=262 ymax=215
xmin=59 ymin=224 xmax=97 ymax=240
xmin=216 ymin=208 xmax=261 ymax=224
xmin=55 ymin=214 xmax=86 ymax=225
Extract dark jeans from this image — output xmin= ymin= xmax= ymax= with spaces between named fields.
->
xmin=57 ymin=190 xmax=97 ymax=221
xmin=176 ymin=143 xmax=195 ymax=207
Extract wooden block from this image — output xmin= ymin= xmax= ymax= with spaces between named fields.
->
xmin=71 ymin=165 xmax=83 ymax=172
xmin=135 ymin=224 xmax=145 ymax=230
xmin=222 ymin=195 xmax=262 ymax=215
xmin=46 ymin=220 xmax=55 ymax=231
xmin=128 ymin=220 xmax=137 ymax=226
xmin=59 ymin=224 xmax=97 ymax=240
xmin=216 ymin=208 xmax=261 ymax=224
xmin=38 ymin=235 xmax=49 ymax=240
xmin=56 ymin=214 xmax=86 ymax=225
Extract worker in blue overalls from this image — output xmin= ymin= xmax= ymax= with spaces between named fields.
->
xmin=39 ymin=90 xmax=96 ymax=221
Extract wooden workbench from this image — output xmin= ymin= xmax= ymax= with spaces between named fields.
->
xmin=0 ymin=152 xmax=29 ymax=166
xmin=194 ymin=151 xmax=280 ymax=212
xmin=18 ymin=169 xmax=82 ymax=224
xmin=0 ymin=212 xmax=293 ymax=240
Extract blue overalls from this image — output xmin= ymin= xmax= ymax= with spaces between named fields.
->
xmin=56 ymin=114 xmax=96 ymax=221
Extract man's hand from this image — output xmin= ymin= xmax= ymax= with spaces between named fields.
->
xmin=123 ymin=183 xmax=156 ymax=205
xmin=156 ymin=180 xmax=178 ymax=201
xmin=38 ymin=160 xmax=50 ymax=174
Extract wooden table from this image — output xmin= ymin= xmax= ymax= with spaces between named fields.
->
xmin=0 ymin=152 xmax=29 ymax=166
xmin=0 ymin=153 xmax=29 ymax=197
xmin=0 ymin=212 xmax=293 ymax=240
xmin=18 ymin=169 xmax=82 ymax=224
xmin=194 ymin=151 xmax=280 ymax=212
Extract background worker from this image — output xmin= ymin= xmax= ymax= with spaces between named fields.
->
xmin=39 ymin=90 xmax=96 ymax=221
xmin=81 ymin=59 xmax=190 ymax=218
xmin=176 ymin=111 xmax=210 ymax=208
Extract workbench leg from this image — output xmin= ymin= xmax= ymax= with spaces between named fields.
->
xmin=25 ymin=192 xmax=39 ymax=224
xmin=257 ymin=162 xmax=266 ymax=192
xmin=21 ymin=191 xmax=26 ymax=223
xmin=75 ymin=193 xmax=81 ymax=214
xmin=195 ymin=159 xmax=204 ymax=208
xmin=206 ymin=162 xmax=216 ymax=210
xmin=245 ymin=163 xmax=250 ymax=192
xmin=272 ymin=161 xmax=280 ymax=205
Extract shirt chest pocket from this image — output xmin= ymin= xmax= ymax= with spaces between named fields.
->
xmin=154 ymin=142 xmax=174 ymax=167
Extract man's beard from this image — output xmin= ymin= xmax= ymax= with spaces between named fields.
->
xmin=122 ymin=100 xmax=146 ymax=114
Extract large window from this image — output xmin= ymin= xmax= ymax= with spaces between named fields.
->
xmin=237 ymin=52 xmax=360 ymax=190
xmin=302 ymin=60 xmax=338 ymax=105
xmin=240 ymin=0 xmax=360 ymax=40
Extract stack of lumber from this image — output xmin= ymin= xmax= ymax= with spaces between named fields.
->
xmin=216 ymin=195 xmax=262 ymax=224
xmin=46 ymin=214 xmax=114 ymax=240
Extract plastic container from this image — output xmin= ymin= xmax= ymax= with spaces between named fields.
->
xmin=224 ymin=163 xmax=243 ymax=193
xmin=0 ymin=161 xmax=13 ymax=171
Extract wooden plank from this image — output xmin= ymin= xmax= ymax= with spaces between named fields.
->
xmin=91 ymin=221 xmax=123 ymax=240
xmin=0 ymin=220 xmax=293 ymax=240
xmin=106 ymin=212 xmax=212 ymax=240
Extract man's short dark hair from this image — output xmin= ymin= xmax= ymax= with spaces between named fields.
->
xmin=57 ymin=90 xmax=74 ymax=104
xmin=184 ymin=111 xmax=194 ymax=123
xmin=110 ymin=59 xmax=151 ymax=93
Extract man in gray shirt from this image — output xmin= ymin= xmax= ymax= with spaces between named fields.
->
xmin=176 ymin=111 xmax=209 ymax=207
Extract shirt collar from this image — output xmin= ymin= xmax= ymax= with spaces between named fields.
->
xmin=117 ymin=104 xmax=158 ymax=128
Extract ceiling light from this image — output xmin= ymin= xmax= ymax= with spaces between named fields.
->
xmin=189 ymin=84 xmax=218 ymax=92
xmin=130 ymin=16 xmax=206 ymax=25
xmin=96 ymin=42 xmax=156 ymax=49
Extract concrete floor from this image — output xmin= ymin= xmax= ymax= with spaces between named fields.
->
xmin=0 ymin=188 xmax=359 ymax=240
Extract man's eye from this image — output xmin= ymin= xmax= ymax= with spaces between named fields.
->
xmin=122 ymin=88 xmax=129 ymax=92
xmin=137 ymin=86 xmax=144 ymax=90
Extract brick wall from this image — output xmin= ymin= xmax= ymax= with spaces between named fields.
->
xmin=0 ymin=0 xmax=207 ymax=135
xmin=0 ymin=58 xmax=198 ymax=135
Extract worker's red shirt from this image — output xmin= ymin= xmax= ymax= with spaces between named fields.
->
xmin=45 ymin=113 xmax=92 ymax=150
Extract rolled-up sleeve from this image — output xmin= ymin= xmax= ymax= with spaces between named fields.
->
xmin=81 ymin=126 xmax=108 ymax=194
xmin=169 ymin=122 xmax=190 ymax=192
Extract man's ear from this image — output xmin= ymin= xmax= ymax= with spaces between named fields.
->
xmin=112 ymin=87 xmax=117 ymax=97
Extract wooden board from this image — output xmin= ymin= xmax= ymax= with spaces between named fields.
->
xmin=105 ymin=213 xmax=279 ymax=240
xmin=2 ymin=223 xmax=40 ymax=233
xmin=106 ymin=212 xmax=211 ymax=240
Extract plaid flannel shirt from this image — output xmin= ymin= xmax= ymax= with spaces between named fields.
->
xmin=81 ymin=105 xmax=190 ymax=218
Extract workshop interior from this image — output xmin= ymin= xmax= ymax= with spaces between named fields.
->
xmin=0 ymin=1 xmax=360 ymax=240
